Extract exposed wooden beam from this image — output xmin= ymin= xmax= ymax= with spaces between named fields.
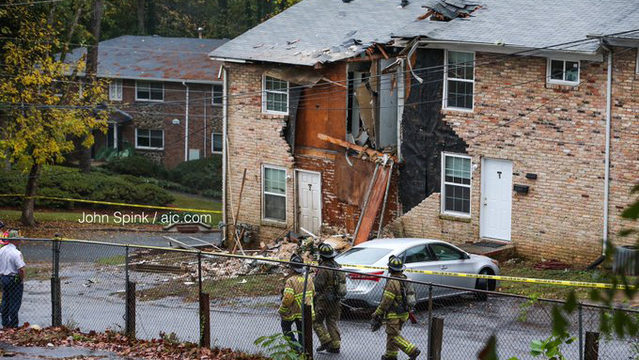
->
xmin=317 ymin=133 xmax=398 ymax=162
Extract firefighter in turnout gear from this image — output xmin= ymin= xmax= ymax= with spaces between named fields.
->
xmin=371 ymin=255 xmax=421 ymax=360
xmin=279 ymin=254 xmax=315 ymax=350
xmin=313 ymin=243 xmax=346 ymax=353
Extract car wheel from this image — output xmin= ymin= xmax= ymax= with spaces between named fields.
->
xmin=474 ymin=269 xmax=494 ymax=301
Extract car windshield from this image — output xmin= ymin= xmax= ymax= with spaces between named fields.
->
xmin=336 ymin=247 xmax=392 ymax=265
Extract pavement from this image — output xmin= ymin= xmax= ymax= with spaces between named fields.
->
xmin=0 ymin=343 xmax=124 ymax=359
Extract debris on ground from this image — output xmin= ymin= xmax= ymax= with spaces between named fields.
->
xmin=533 ymin=260 xmax=571 ymax=271
xmin=0 ymin=324 xmax=267 ymax=360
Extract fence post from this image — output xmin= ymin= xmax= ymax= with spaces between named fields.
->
xmin=428 ymin=317 xmax=444 ymax=360
xmin=198 ymin=253 xmax=211 ymax=348
xmin=427 ymin=285 xmax=433 ymax=359
xmin=584 ymin=332 xmax=599 ymax=360
xmin=125 ymin=281 xmax=136 ymax=339
xmin=301 ymin=265 xmax=313 ymax=359
xmin=51 ymin=235 xmax=61 ymax=327
xmin=578 ymin=303 xmax=583 ymax=360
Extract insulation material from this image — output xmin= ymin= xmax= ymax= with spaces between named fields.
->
xmin=399 ymin=48 xmax=468 ymax=213
xmin=334 ymin=154 xmax=376 ymax=206
xmin=355 ymin=82 xmax=375 ymax=140
xmin=265 ymin=67 xmax=323 ymax=86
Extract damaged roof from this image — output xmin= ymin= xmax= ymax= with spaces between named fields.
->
xmin=210 ymin=0 xmax=639 ymax=66
xmin=66 ymin=35 xmax=227 ymax=83
xmin=397 ymin=0 xmax=639 ymax=54
xmin=210 ymin=0 xmax=431 ymax=66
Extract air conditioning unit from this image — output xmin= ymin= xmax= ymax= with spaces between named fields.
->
xmin=613 ymin=245 xmax=639 ymax=276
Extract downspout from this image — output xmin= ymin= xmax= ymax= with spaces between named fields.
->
xmin=183 ymin=81 xmax=190 ymax=161
xmin=204 ymin=92 xmax=207 ymax=157
xmin=222 ymin=66 xmax=228 ymax=244
xmin=602 ymin=45 xmax=613 ymax=255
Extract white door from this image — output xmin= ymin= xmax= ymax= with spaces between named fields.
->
xmin=480 ymin=158 xmax=513 ymax=241
xmin=297 ymin=171 xmax=321 ymax=235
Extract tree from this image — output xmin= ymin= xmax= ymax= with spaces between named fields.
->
xmin=0 ymin=2 xmax=108 ymax=226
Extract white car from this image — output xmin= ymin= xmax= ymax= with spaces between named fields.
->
xmin=335 ymin=238 xmax=500 ymax=309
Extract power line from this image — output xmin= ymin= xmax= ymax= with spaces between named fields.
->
xmin=0 ymin=0 xmax=64 ymax=7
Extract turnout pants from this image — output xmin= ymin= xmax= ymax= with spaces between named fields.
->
xmin=313 ymin=300 xmax=341 ymax=349
xmin=1 ymin=275 xmax=23 ymax=328
xmin=385 ymin=318 xmax=418 ymax=359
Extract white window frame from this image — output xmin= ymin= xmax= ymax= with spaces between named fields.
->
xmin=262 ymin=165 xmax=287 ymax=223
xmin=135 ymin=128 xmax=164 ymax=150
xmin=546 ymin=58 xmax=580 ymax=86
xmin=109 ymin=79 xmax=123 ymax=101
xmin=443 ymin=50 xmax=475 ymax=112
xmin=211 ymin=132 xmax=223 ymax=154
xmin=135 ymin=81 xmax=164 ymax=102
xmin=262 ymin=75 xmax=289 ymax=115
xmin=440 ymin=152 xmax=472 ymax=218
xmin=212 ymin=84 xmax=223 ymax=106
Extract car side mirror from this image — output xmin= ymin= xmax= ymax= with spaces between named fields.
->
xmin=463 ymin=253 xmax=471 ymax=260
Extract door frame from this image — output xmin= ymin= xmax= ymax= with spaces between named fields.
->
xmin=295 ymin=169 xmax=322 ymax=235
xmin=479 ymin=157 xmax=513 ymax=241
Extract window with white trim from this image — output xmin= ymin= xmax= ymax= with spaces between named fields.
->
xmin=212 ymin=84 xmax=223 ymax=105
xmin=263 ymin=166 xmax=286 ymax=222
xmin=136 ymin=81 xmax=164 ymax=101
xmin=262 ymin=75 xmax=288 ymax=114
xmin=441 ymin=153 xmax=471 ymax=216
xmin=212 ymin=132 xmax=223 ymax=153
xmin=109 ymin=79 xmax=122 ymax=101
xmin=135 ymin=129 xmax=164 ymax=150
xmin=444 ymin=51 xmax=474 ymax=110
xmin=547 ymin=59 xmax=580 ymax=85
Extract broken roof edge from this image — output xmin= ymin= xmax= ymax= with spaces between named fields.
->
xmin=394 ymin=38 xmax=605 ymax=61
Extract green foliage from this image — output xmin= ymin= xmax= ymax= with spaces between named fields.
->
xmin=94 ymin=143 xmax=134 ymax=162
xmin=167 ymin=156 xmax=222 ymax=194
xmin=529 ymin=333 xmax=575 ymax=360
xmin=104 ymin=155 xmax=168 ymax=179
xmin=517 ymin=293 xmax=540 ymax=322
xmin=254 ymin=333 xmax=304 ymax=360
xmin=0 ymin=166 xmax=174 ymax=208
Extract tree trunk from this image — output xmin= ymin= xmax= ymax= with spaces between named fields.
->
xmin=80 ymin=0 xmax=104 ymax=174
xmin=137 ymin=0 xmax=145 ymax=35
xmin=21 ymin=163 xmax=40 ymax=227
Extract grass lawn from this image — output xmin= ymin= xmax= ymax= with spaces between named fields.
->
xmin=497 ymin=260 xmax=637 ymax=301
xmin=137 ymin=274 xmax=284 ymax=303
xmin=0 ymin=209 xmax=85 ymax=223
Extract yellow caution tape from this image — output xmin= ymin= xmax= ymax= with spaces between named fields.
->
xmin=0 ymin=194 xmax=221 ymax=214
xmin=43 ymin=237 xmax=630 ymax=290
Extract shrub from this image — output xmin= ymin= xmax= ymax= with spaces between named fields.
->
xmin=167 ymin=156 xmax=222 ymax=195
xmin=0 ymin=166 xmax=174 ymax=209
xmin=103 ymin=155 xmax=168 ymax=179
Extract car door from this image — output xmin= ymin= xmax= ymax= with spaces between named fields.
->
xmin=400 ymin=244 xmax=444 ymax=301
xmin=428 ymin=243 xmax=476 ymax=295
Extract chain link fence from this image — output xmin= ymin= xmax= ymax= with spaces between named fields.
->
xmin=12 ymin=238 xmax=639 ymax=360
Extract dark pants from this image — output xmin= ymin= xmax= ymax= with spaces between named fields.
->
xmin=281 ymin=319 xmax=302 ymax=350
xmin=1 ymin=275 xmax=23 ymax=328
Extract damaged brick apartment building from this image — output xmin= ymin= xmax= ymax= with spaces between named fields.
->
xmin=211 ymin=0 xmax=639 ymax=263
xmin=66 ymin=35 xmax=228 ymax=168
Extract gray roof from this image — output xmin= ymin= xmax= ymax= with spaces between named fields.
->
xmin=210 ymin=0 xmax=431 ymax=66
xmin=210 ymin=0 xmax=639 ymax=66
xmin=66 ymin=35 xmax=228 ymax=83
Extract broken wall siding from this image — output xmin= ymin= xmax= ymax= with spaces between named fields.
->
xmin=399 ymin=49 xmax=468 ymax=213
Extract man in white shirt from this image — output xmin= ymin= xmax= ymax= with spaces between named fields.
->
xmin=0 ymin=231 xmax=25 ymax=328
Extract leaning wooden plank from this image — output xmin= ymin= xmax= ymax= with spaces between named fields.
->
xmin=353 ymin=166 xmax=392 ymax=245
xmin=317 ymin=133 xmax=398 ymax=162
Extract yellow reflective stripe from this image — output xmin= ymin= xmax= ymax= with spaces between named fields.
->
xmin=284 ymin=288 xmax=294 ymax=295
xmin=383 ymin=290 xmax=396 ymax=299
xmin=386 ymin=313 xmax=409 ymax=320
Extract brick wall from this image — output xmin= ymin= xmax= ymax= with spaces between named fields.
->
xmin=107 ymin=79 xmax=222 ymax=168
xmin=224 ymin=63 xmax=296 ymax=243
xmin=389 ymin=48 xmax=639 ymax=264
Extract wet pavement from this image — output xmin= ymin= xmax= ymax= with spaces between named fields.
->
xmin=0 ymin=342 xmax=124 ymax=359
